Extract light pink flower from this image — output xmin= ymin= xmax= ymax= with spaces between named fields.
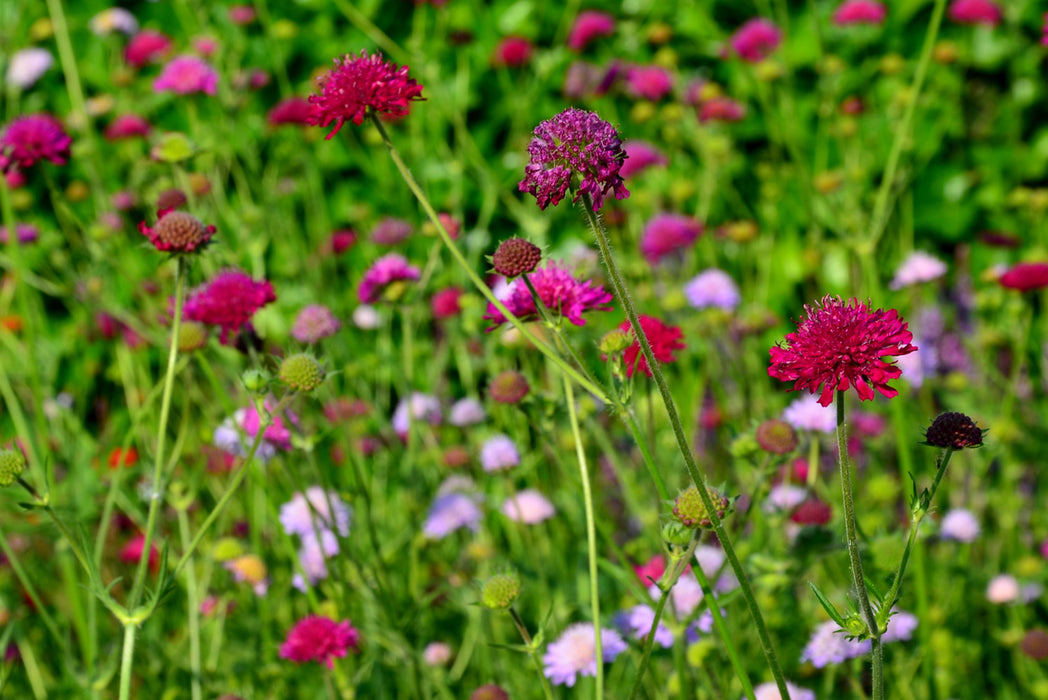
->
xmin=153 ymin=55 xmax=218 ymax=95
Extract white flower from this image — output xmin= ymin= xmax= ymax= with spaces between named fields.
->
xmin=6 ymin=48 xmax=53 ymax=89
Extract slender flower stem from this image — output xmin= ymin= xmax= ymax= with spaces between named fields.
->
xmin=128 ymin=258 xmax=187 ymax=610
xmin=176 ymin=503 xmax=203 ymax=700
xmin=863 ymin=0 xmax=947 ymax=251
xmin=367 ymin=114 xmax=610 ymax=404
xmin=834 ymin=393 xmax=883 ymax=699
xmin=692 ymin=558 xmax=757 ymax=700
xmin=580 ymin=193 xmax=791 ymax=698
xmin=621 ymin=411 xmax=671 ymax=502
xmin=562 ymin=370 xmax=604 ymax=698
xmin=508 ymin=608 xmax=556 ymax=700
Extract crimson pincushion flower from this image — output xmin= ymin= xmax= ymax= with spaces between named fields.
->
xmin=518 ymin=108 xmax=629 ymax=212
xmin=139 ymin=208 xmax=216 ymax=254
xmin=307 ymin=50 xmax=424 ymax=139
xmin=182 ymin=270 xmax=276 ymax=344
xmin=0 ymin=114 xmax=72 ymax=171
xmin=280 ymin=616 xmax=359 ymax=669
xmin=619 ymin=315 xmax=685 ymax=378
xmin=358 ymin=253 xmax=421 ymax=303
xmin=483 ymin=261 xmax=613 ymax=330
xmin=768 ymin=295 xmax=917 ymax=407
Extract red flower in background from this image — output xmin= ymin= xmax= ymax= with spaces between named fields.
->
xmin=620 ymin=315 xmax=685 ymax=378
xmin=280 ymin=616 xmax=360 ymax=669
xmin=999 ymin=262 xmax=1048 ymax=292
xmin=0 ymin=114 xmax=72 ymax=170
xmin=182 ymin=271 xmax=276 ymax=344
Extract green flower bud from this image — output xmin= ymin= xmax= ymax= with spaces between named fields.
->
xmin=480 ymin=573 xmax=520 ymax=610
xmin=0 ymin=449 xmax=27 ymax=487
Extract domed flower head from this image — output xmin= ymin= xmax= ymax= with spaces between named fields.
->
xmin=6 ymin=48 xmax=54 ymax=89
xmin=502 ymin=489 xmax=556 ymax=524
xmin=768 ymin=295 xmax=917 ymax=406
xmin=280 ymin=616 xmax=359 ymax=669
xmin=124 ymin=30 xmax=173 ymax=67
xmin=626 ymin=65 xmax=674 ymax=101
xmin=801 ymin=620 xmax=871 ymax=667
xmin=519 ymin=108 xmax=629 ymax=212
xmin=139 ymin=208 xmax=216 ymax=254
xmin=493 ymin=36 xmax=533 ymax=68
xmin=999 ymin=262 xmax=1048 ymax=292
xmin=267 ymin=97 xmax=312 ymax=126
xmin=431 ymin=286 xmax=463 ymax=320
xmin=292 ymin=304 xmax=341 ymax=343
xmin=889 ymin=251 xmax=947 ymax=290
xmin=308 ymin=50 xmax=424 ymax=139
xmin=940 ymin=508 xmax=980 ymax=542
xmin=947 ymin=0 xmax=1002 ymax=26
xmin=153 ymin=55 xmax=218 ymax=95
xmin=619 ymin=315 xmax=685 ymax=378
xmin=729 ymin=18 xmax=782 ymax=62
xmin=685 ymin=268 xmax=741 ymax=310
xmin=619 ymin=141 xmax=667 ymax=179
xmin=182 ymin=270 xmax=276 ymax=344
xmin=640 ymin=213 xmax=703 ymax=264
xmin=567 ymin=10 xmax=616 ymax=51
xmin=480 ymin=434 xmax=520 ymax=472
xmin=483 ymin=261 xmax=613 ymax=329
xmin=1 ymin=114 xmax=72 ymax=170
xmin=423 ymin=478 xmax=483 ymax=539
xmin=358 ymin=253 xmax=421 ymax=303
xmin=104 ymin=114 xmax=151 ymax=140
xmin=542 ymin=622 xmax=627 ymax=687
xmin=833 ymin=0 xmax=887 ymax=25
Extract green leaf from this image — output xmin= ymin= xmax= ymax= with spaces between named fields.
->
xmin=808 ymin=582 xmax=847 ymax=627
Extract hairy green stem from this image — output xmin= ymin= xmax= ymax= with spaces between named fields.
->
xmin=508 ymin=608 xmax=556 ymax=700
xmin=692 ymin=556 xmax=757 ymax=700
xmin=581 ymin=193 xmax=791 ymax=698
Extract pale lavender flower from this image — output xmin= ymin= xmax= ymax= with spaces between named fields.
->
xmin=292 ymin=529 xmax=339 ymax=591
xmin=422 ymin=491 xmax=483 ymax=539
xmin=291 ymin=305 xmax=341 ymax=343
xmin=392 ymin=392 xmax=442 ymax=437
xmin=765 ymin=484 xmax=809 ymax=513
xmin=422 ymin=642 xmax=452 ymax=666
xmin=214 ymin=413 xmax=276 ymax=463
xmin=685 ymin=269 xmax=741 ymax=311
xmin=480 ymin=434 xmax=520 ymax=472
xmin=882 ymin=609 xmax=918 ymax=642
xmin=986 ymin=574 xmax=1020 ymax=604
xmin=89 ymin=8 xmax=140 ymax=35
xmin=618 ymin=605 xmax=673 ymax=648
xmin=782 ymin=394 xmax=836 ymax=433
xmin=279 ymin=487 xmax=352 ymax=538
xmin=6 ymin=48 xmax=54 ymax=89
xmin=751 ymin=681 xmax=817 ymax=700
xmin=449 ymin=397 xmax=486 ymax=426
xmin=889 ymin=251 xmax=948 ymax=290
xmin=801 ymin=620 xmax=871 ymax=668
xmin=502 ymin=489 xmax=555 ymax=524
xmin=542 ymin=623 xmax=628 ymax=687
xmin=940 ymin=509 xmax=980 ymax=543
xmin=648 ymin=572 xmax=704 ymax=619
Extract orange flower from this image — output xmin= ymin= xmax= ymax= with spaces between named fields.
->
xmin=107 ymin=446 xmax=138 ymax=469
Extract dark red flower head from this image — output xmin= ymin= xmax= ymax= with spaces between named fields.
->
xmin=620 ymin=315 xmax=685 ymax=378
xmin=999 ymin=262 xmax=1048 ymax=292
xmin=182 ymin=270 xmax=276 ymax=344
xmin=267 ymin=97 xmax=312 ymax=126
xmin=104 ymin=114 xmax=152 ymax=140
xmin=280 ymin=616 xmax=360 ymax=669
xmin=125 ymin=30 xmax=173 ymax=67
xmin=1 ymin=114 xmax=72 ymax=170
xmin=768 ymin=295 xmax=917 ymax=406
xmin=307 ymin=50 xmax=425 ymax=139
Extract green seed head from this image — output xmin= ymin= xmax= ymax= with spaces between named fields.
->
xmin=279 ymin=354 xmax=325 ymax=392
xmin=673 ymin=485 xmax=732 ymax=529
xmin=0 ymin=448 xmax=27 ymax=487
xmin=480 ymin=572 xmax=520 ymax=610
xmin=177 ymin=321 xmax=208 ymax=352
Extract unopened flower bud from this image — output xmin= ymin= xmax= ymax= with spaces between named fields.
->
xmin=673 ymin=485 xmax=731 ymax=529
xmin=480 ymin=572 xmax=520 ymax=610
xmin=0 ymin=448 xmax=26 ymax=487
xmin=279 ymin=354 xmax=325 ymax=392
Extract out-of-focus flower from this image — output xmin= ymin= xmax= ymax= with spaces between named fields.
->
xmin=229 ymin=5 xmax=256 ymax=24
xmin=423 ymin=642 xmax=453 ymax=666
xmin=139 ymin=208 xmax=215 ymax=254
xmin=182 ymin=270 xmax=275 ymax=344
xmin=889 ymin=251 xmax=948 ymax=290
xmin=648 ymin=573 xmax=705 ymax=619
xmin=833 ymin=0 xmax=887 ymax=25
xmin=213 ymin=401 xmax=295 ymax=464
xmin=104 ymin=114 xmax=151 ymax=140
xmin=224 ymin=554 xmax=269 ymax=596
xmin=353 ymin=304 xmax=381 ymax=329
xmin=999 ymin=262 xmax=1048 ymax=292
xmin=280 ymin=487 xmax=352 ymax=538
xmin=154 ymin=55 xmax=218 ymax=95
xmin=488 ymin=370 xmax=530 ymax=404
xmin=519 ymin=108 xmax=628 ymax=212
xmin=567 ymin=11 xmax=615 ymax=51
xmin=730 ymin=18 xmax=782 ymax=62
xmin=882 ymin=609 xmax=918 ymax=642
xmin=267 ymin=97 xmax=312 ymax=126
xmin=640 ymin=213 xmax=703 ymax=264
xmin=940 ymin=508 xmax=980 ymax=542
xmin=119 ymin=533 xmax=159 ymax=571
xmin=694 ymin=545 xmax=738 ymax=593
xmin=1 ymin=114 xmax=72 ymax=170
xmin=502 ymin=489 xmax=555 ymax=523
xmin=699 ymin=97 xmax=746 ymax=123
xmin=626 ymin=65 xmax=674 ymax=101
xmin=292 ymin=529 xmax=339 ymax=591
xmin=543 ymin=623 xmax=627 ymax=687
xmin=619 ymin=315 xmax=685 ymax=378
xmin=801 ymin=620 xmax=871 ymax=667
xmin=751 ymin=682 xmax=816 ymax=700
xmin=326 ymin=229 xmax=357 ymax=255
xmin=280 ymin=616 xmax=359 ymax=668
xmin=493 ymin=37 xmax=533 ymax=67
xmin=0 ymin=223 xmax=40 ymax=245
xmin=391 ymin=392 xmax=442 ymax=437
xmin=370 ymin=216 xmax=412 ymax=245
xmin=685 ymin=269 xmax=741 ymax=311
xmin=125 ymin=30 xmax=173 ymax=67
xmin=431 ymin=286 xmax=463 ymax=320
xmin=423 ymin=479 xmax=483 ymax=539
xmin=480 ymin=434 xmax=520 ymax=472
xmin=765 ymin=484 xmax=808 ymax=513
xmin=987 ymin=574 xmax=1020 ymax=604
xmin=358 ymin=253 xmax=421 ymax=303
xmin=782 ymin=394 xmax=836 ymax=433
xmin=619 ymin=141 xmax=667 ymax=179
xmin=307 ymin=50 xmax=424 ymax=138
xmin=947 ymin=0 xmax=1002 ymax=26
xmin=291 ymin=305 xmax=341 ymax=343
xmin=449 ymin=397 xmax=486 ymax=426
xmin=768 ymin=296 xmax=917 ymax=407
xmin=618 ymin=605 xmax=673 ymax=648
xmin=5 ymin=48 xmax=54 ymax=88
xmin=483 ymin=261 xmax=613 ymax=329
xmin=791 ymin=498 xmax=832 ymax=526
xmin=89 ymin=8 xmax=139 ymax=36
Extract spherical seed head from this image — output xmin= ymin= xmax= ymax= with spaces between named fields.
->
xmin=280 ymin=354 xmax=325 ymax=392
xmin=480 ymin=573 xmax=520 ymax=610
xmin=177 ymin=321 xmax=208 ymax=352
xmin=599 ymin=328 xmax=631 ymax=354
xmin=672 ymin=485 xmax=731 ymax=529
xmin=470 ymin=685 xmax=510 ymax=700
xmin=755 ymin=419 xmax=798 ymax=454
xmin=491 ymin=238 xmax=541 ymax=278
xmin=488 ymin=370 xmax=529 ymax=404
xmin=923 ymin=411 xmax=985 ymax=449
xmin=0 ymin=448 xmax=26 ymax=487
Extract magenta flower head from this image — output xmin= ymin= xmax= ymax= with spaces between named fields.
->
xmin=619 ymin=141 xmax=667 ymax=179
xmin=125 ymin=30 xmax=172 ymax=67
xmin=1042 ymin=13 xmax=1048 ymax=45
xmin=493 ymin=36 xmax=534 ymax=68
xmin=358 ymin=253 xmax=421 ymax=303
xmin=280 ymin=616 xmax=359 ymax=669
xmin=139 ymin=208 xmax=216 ymax=254
xmin=267 ymin=97 xmax=312 ymax=126
xmin=768 ymin=295 xmax=917 ymax=406
xmin=999 ymin=262 xmax=1048 ymax=292
xmin=519 ymin=108 xmax=629 ymax=212
xmin=307 ymin=50 xmax=424 ymax=139
xmin=626 ymin=65 xmax=674 ymax=101
xmin=153 ymin=55 xmax=218 ymax=95
xmin=567 ymin=10 xmax=616 ymax=51
xmin=0 ymin=114 xmax=71 ymax=171
xmin=619 ymin=315 xmax=686 ymax=378
xmin=104 ymin=114 xmax=151 ymax=140
xmin=640 ymin=213 xmax=703 ymax=265
xmin=483 ymin=261 xmax=613 ymax=330
xmin=833 ymin=0 xmax=887 ymax=25
xmin=182 ymin=270 xmax=276 ymax=344
xmin=730 ymin=18 xmax=782 ymax=62
xmin=947 ymin=0 xmax=1002 ymax=26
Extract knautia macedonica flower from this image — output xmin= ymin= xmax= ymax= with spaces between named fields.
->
xmin=449 ymin=397 xmax=486 ymax=426
xmin=423 ymin=477 xmax=484 ymax=539
xmin=138 ymin=208 xmax=215 ymax=253
xmin=502 ymin=489 xmax=556 ymax=524
xmin=922 ymin=411 xmax=984 ymax=449
xmin=493 ymin=36 xmax=534 ymax=68
xmin=751 ymin=681 xmax=816 ymax=700
xmin=267 ymin=97 xmax=312 ymax=127
xmin=291 ymin=304 xmax=341 ymax=343
xmin=488 ymin=370 xmax=530 ymax=404
xmin=640 ymin=213 xmax=703 ymax=264
xmin=999 ymin=262 xmax=1048 ymax=292
xmin=125 ymin=30 xmax=172 ymax=66
xmin=480 ymin=434 xmax=520 ymax=472
xmin=947 ymin=0 xmax=1002 ymax=26
xmin=182 ymin=270 xmax=276 ymax=344
xmin=279 ymin=486 xmax=352 ymax=539
xmin=542 ymin=623 xmax=628 ymax=687
xmin=358 ymin=253 xmax=421 ymax=303
xmin=768 ymin=295 xmax=917 ymax=407
xmin=519 ymin=108 xmax=629 ymax=212
xmin=6 ymin=48 xmax=53 ymax=89
xmin=833 ymin=0 xmax=887 ymax=25
xmin=0 ymin=114 xmax=72 ymax=170
xmin=940 ymin=508 xmax=981 ymax=542
xmin=307 ymin=50 xmax=424 ymax=138
xmin=279 ymin=616 xmax=360 ymax=668
xmin=104 ymin=114 xmax=152 ymax=140
xmin=729 ymin=18 xmax=782 ymax=62
xmin=800 ymin=620 xmax=871 ymax=667
xmin=699 ymin=96 xmax=746 ymax=123
xmin=619 ymin=141 xmax=667 ymax=179
xmin=626 ymin=65 xmax=674 ymax=101
xmin=617 ymin=605 xmax=674 ymax=648
xmin=153 ymin=55 xmax=218 ymax=95
xmin=567 ymin=10 xmax=616 ymax=51
xmin=619 ymin=315 xmax=685 ymax=378
xmin=685 ymin=268 xmax=741 ymax=311
xmin=483 ymin=261 xmax=613 ymax=329
xmin=491 ymin=238 xmax=542 ymax=278
xmin=889 ymin=251 xmax=947 ymax=290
